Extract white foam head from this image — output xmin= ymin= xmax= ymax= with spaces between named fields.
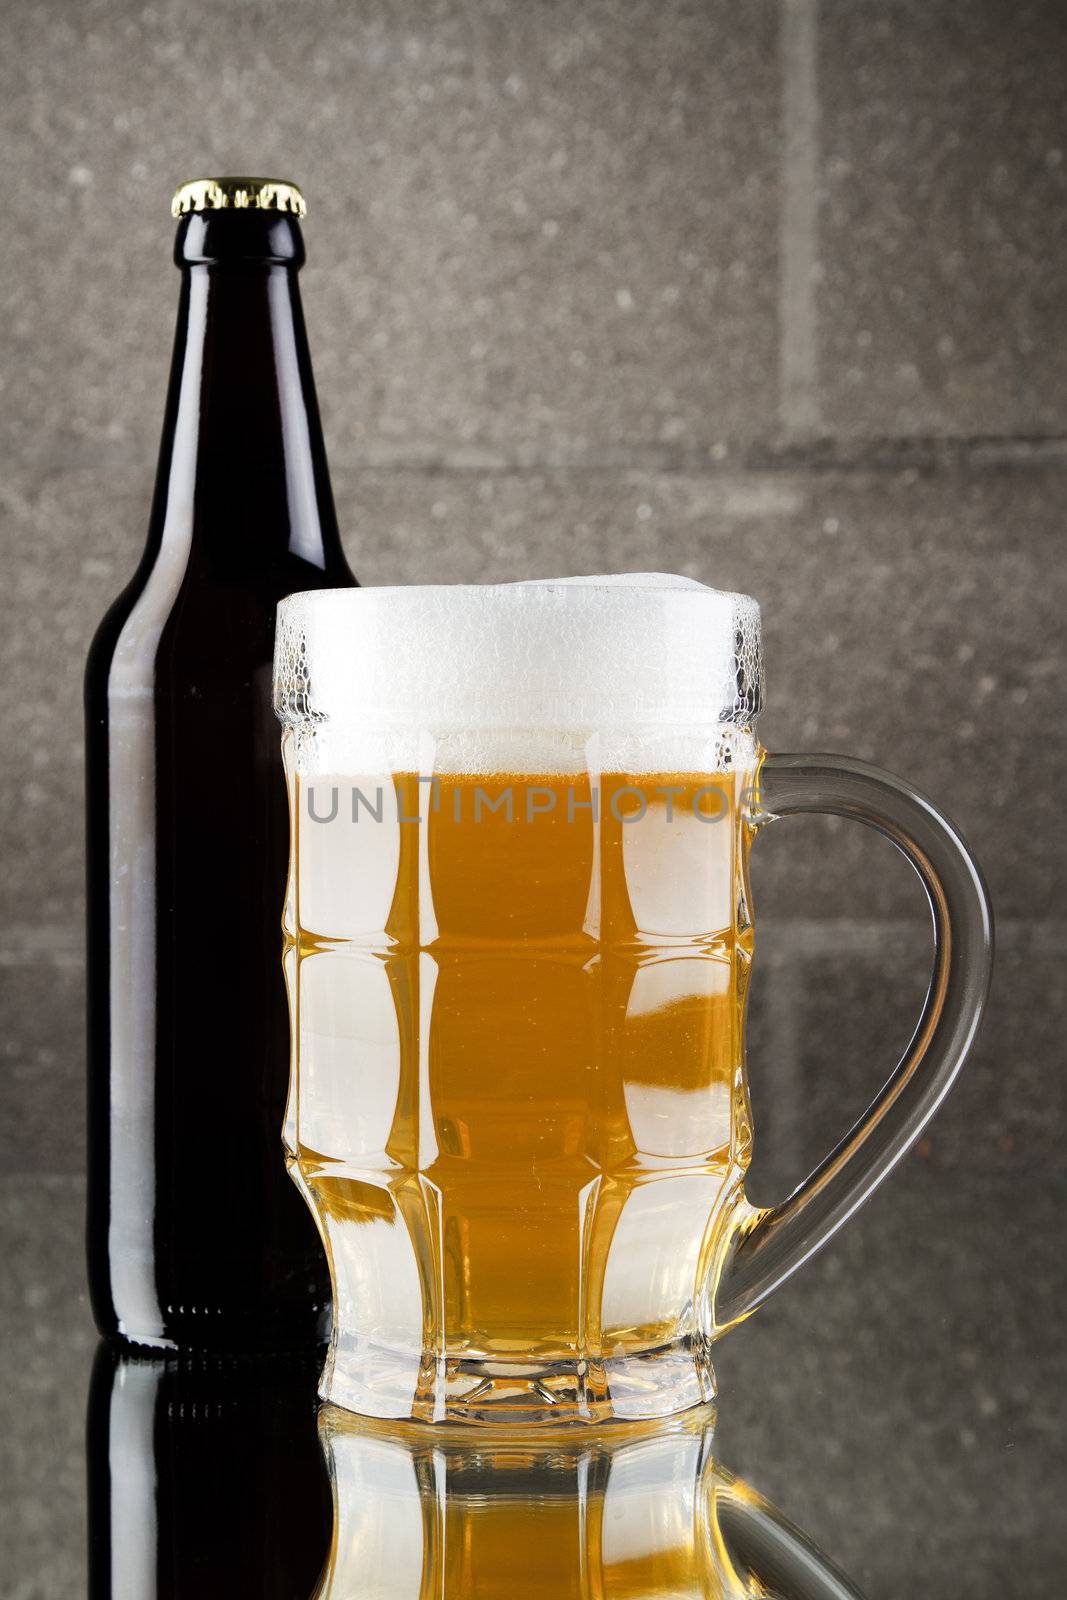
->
xmin=274 ymin=575 xmax=762 ymax=772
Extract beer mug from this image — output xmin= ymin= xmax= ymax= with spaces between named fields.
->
xmin=314 ymin=1407 xmax=867 ymax=1599
xmin=273 ymin=576 xmax=992 ymax=1423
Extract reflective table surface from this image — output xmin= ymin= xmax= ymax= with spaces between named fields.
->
xmin=87 ymin=1347 xmax=862 ymax=1599
xmin=2 ymin=1165 xmax=1063 ymax=1598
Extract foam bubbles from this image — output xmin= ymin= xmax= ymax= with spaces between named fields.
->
xmin=274 ymin=575 xmax=763 ymax=774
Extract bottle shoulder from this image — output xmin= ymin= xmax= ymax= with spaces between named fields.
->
xmin=85 ymin=572 xmax=147 ymax=684
xmin=85 ymin=543 xmax=356 ymax=697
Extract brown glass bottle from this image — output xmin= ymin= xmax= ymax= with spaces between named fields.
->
xmin=85 ymin=181 xmax=355 ymax=1349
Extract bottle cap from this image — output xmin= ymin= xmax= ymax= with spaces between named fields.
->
xmin=171 ymin=177 xmax=306 ymax=220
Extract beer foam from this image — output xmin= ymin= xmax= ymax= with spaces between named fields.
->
xmin=274 ymin=575 xmax=762 ymax=773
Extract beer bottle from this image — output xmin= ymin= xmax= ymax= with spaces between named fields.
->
xmin=85 ymin=178 xmax=355 ymax=1349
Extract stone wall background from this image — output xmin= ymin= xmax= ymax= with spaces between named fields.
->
xmin=1 ymin=3 xmax=1064 ymax=1595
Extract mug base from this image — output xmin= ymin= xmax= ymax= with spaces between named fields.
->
xmin=319 ymin=1336 xmax=717 ymax=1425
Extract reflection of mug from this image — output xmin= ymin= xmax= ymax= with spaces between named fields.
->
xmin=274 ymin=578 xmax=992 ymax=1423
xmin=314 ymin=1406 xmax=866 ymax=1600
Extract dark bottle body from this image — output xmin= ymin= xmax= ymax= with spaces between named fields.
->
xmin=86 ymin=1343 xmax=331 ymax=1597
xmin=86 ymin=207 xmax=355 ymax=1349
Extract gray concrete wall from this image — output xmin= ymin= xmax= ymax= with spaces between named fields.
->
xmin=1 ymin=3 xmax=1064 ymax=1596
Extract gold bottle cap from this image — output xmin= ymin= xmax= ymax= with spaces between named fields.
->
xmin=171 ymin=177 xmax=307 ymax=220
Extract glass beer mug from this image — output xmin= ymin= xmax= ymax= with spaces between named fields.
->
xmin=273 ymin=576 xmax=992 ymax=1423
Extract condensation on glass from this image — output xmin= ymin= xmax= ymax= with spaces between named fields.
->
xmin=273 ymin=577 xmax=992 ymax=1424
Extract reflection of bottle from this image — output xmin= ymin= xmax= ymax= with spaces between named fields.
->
xmin=314 ymin=1404 xmax=866 ymax=1600
xmin=87 ymin=1343 xmax=331 ymax=1598
xmin=86 ymin=178 xmax=356 ymax=1349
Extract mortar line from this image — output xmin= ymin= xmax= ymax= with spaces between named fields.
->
xmin=10 ymin=436 xmax=1067 ymax=483
xmin=779 ymin=0 xmax=821 ymax=442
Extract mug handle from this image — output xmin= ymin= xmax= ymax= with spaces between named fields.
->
xmin=714 ymin=752 xmax=994 ymax=1331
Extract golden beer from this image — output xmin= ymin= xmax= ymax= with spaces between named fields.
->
xmin=284 ymin=764 xmax=754 ymax=1420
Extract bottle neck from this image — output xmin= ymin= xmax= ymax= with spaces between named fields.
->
xmin=147 ymin=212 xmax=344 ymax=572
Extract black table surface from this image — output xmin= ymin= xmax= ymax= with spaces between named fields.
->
xmin=2 ymin=1165 xmax=1063 ymax=1599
